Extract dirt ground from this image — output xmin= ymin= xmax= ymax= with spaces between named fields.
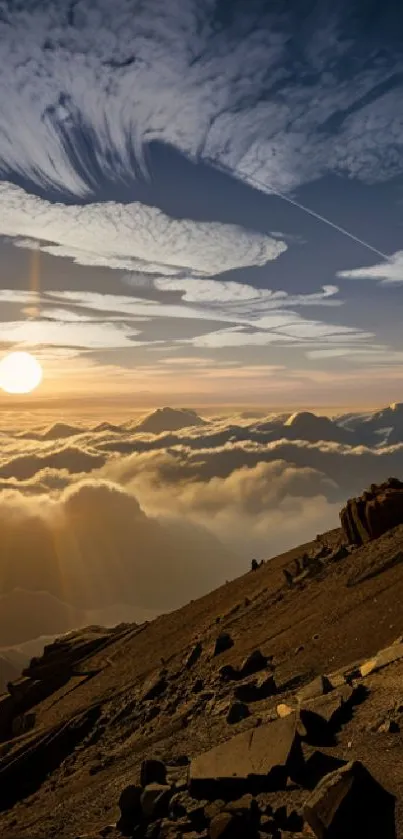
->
xmin=1 ymin=524 xmax=403 ymax=838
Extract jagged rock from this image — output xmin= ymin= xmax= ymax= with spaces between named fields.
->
xmin=189 ymin=715 xmax=304 ymax=796
xmin=272 ymin=804 xmax=304 ymax=832
xmin=326 ymin=671 xmax=348 ymax=690
xmin=234 ymin=674 xmax=277 ymax=703
xmin=239 ymin=650 xmax=269 ymax=678
xmin=192 ymin=678 xmax=204 ymax=693
xmin=303 ymin=760 xmax=396 ymax=838
xmin=297 ymin=675 xmax=332 ymax=703
xmin=359 ymin=643 xmax=403 ymax=677
xmin=213 ymin=633 xmax=234 ymax=657
xmin=118 ymin=784 xmax=142 ymax=831
xmin=185 ymin=642 xmax=203 ymax=670
xmin=302 ymin=685 xmax=358 ymax=725
xmin=141 ymin=673 xmax=168 ymax=701
xmin=140 ymin=783 xmax=172 ymax=819
xmin=340 ymin=478 xmax=403 ymax=546
xmin=218 ymin=664 xmax=238 ymax=682
xmin=169 ymin=790 xmax=207 ymax=823
xmin=328 ymin=544 xmax=349 ymax=562
xmin=226 ymin=701 xmax=250 ymax=725
xmin=140 ymin=759 xmax=167 ymax=786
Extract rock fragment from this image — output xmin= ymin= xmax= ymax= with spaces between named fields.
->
xmin=185 ymin=642 xmax=203 ymax=670
xmin=239 ymin=650 xmax=270 ymax=678
xmin=297 ymin=675 xmax=332 ymax=703
xmin=140 ymin=759 xmax=167 ymax=787
xmin=226 ymin=701 xmax=250 ymax=725
xmin=303 ymin=760 xmax=395 ymax=838
xmin=213 ymin=633 xmax=234 ymax=657
xmin=140 ymin=783 xmax=172 ymax=819
xmin=141 ymin=673 xmax=168 ymax=702
xmin=189 ymin=714 xmax=303 ymax=796
xmin=234 ymin=674 xmax=276 ymax=703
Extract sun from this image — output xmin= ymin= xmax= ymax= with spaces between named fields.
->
xmin=0 ymin=351 xmax=43 ymax=394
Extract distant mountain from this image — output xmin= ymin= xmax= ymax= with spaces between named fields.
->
xmin=91 ymin=421 xmax=122 ymax=433
xmin=284 ymin=411 xmax=353 ymax=443
xmin=17 ymin=422 xmax=83 ymax=441
xmin=134 ymin=407 xmax=207 ymax=434
xmin=337 ymin=402 xmax=403 ymax=446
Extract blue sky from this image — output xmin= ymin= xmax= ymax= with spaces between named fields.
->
xmin=0 ymin=0 xmax=403 ymax=408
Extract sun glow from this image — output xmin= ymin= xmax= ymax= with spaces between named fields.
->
xmin=0 ymin=351 xmax=43 ymax=394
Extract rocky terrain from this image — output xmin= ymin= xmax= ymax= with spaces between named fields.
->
xmin=1 ymin=484 xmax=403 ymax=838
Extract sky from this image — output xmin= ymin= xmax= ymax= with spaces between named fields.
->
xmin=1 ymin=0 xmax=403 ymax=409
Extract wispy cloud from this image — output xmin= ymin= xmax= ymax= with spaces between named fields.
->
xmin=0 ymin=318 xmax=145 ymax=350
xmin=338 ymin=251 xmax=403 ymax=285
xmin=0 ymin=1 xmax=402 ymax=200
xmin=0 ymin=279 xmax=373 ymax=357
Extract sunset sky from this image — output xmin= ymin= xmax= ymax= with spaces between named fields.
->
xmin=1 ymin=0 xmax=403 ymax=409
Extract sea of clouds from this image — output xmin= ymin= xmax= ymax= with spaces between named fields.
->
xmin=1 ymin=403 xmax=403 ymax=652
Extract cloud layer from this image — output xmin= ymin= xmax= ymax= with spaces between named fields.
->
xmin=2 ymin=402 xmax=403 ymax=645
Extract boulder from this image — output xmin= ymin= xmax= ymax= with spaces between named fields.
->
xmin=118 ymin=784 xmax=142 ymax=831
xmin=303 ymin=760 xmax=396 ymax=838
xmin=226 ymin=701 xmax=250 ymax=725
xmin=140 ymin=759 xmax=167 ymax=787
xmin=213 ymin=633 xmax=234 ymax=657
xmin=218 ymin=664 xmax=239 ymax=682
xmin=234 ymin=674 xmax=277 ymax=703
xmin=185 ymin=642 xmax=203 ymax=670
xmin=189 ymin=715 xmax=304 ymax=796
xmin=141 ymin=673 xmax=168 ymax=702
xmin=239 ymin=650 xmax=269 ymax=678
xmin=140 ymin=783 xmax=172 ymax=819
xmin=297 ymin=676 xmax=333 ymax=703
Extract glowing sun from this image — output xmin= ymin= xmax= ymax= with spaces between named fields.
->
xmin=0 ymin=351 xmax=43 ymax=394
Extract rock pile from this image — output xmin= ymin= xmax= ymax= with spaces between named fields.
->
xmin=105 ymin=641 xmax=402 ymax=839
xmin=340 ymin=477 xmax=403 ymax=546
xmin=281 ymin=543 xmax=350 ymax=589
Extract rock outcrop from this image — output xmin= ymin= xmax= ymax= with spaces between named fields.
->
xmin=340 ymin=477 xmax=403 ymax=545
xmin=0 ymin=624 xmax=132 ymax=743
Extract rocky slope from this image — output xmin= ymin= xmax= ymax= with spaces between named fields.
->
xmin=1 ymin=519 xmax=403 ymax=838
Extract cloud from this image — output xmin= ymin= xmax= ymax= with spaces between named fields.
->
xmin=0 ymin=182 xmax=286 ymax=276
xmin=0 ymin=479 xmax=236 ymax=617
xmin=0 ymin=318 xmax=144 ymax=349
xmin=0 ymin=0 xmax=402 ymax=202
xmin=41 ymin=282 xmax=372 ymax=354
xmin=2 ymin=403 xmax=403 ymax=644
xmin=338 ymin=251 xmax=403 ymax=285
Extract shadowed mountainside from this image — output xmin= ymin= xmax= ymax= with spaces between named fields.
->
xmin=1 ymin=516 xmax=403 ymax=837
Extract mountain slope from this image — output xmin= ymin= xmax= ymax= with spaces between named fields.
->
xmin=1 ymin=525 xmax=403 ymax=838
